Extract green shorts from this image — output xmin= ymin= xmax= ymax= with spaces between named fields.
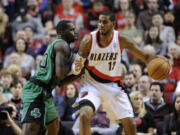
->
xmin=21 ymin=81 xmax=58 ymax=126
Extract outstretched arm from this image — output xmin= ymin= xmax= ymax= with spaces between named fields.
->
xmin=120 ymin=34 xmax=156 ymax=64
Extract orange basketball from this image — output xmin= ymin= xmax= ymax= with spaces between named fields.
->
xmin=147 ymin=57 xmax=171 ymax=80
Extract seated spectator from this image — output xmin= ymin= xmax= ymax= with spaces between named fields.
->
xmin=152 ymin=12 xmax=176 ymax=44
xmin=115 ymin=0 xmax=132 ymax=30
xmin=124 ymin=71 xmax=137 ymax=93
xmin=31 ymin=54 xmax=43 ymax=76
xmin=0 ymin=82 xmax=8 ymax=104
xmin=62 ymin=83 xmax=79 ymax=121
xmin=129 ymin=63 xmax=143 ymax=82
xmin=11 ymin=6 xmax=45 ymax=41
xmin=130 ymin=91 xmax=154 ymax=134
xmin=23 ymin=25 xmax=43 ymax=51
xmin=7 ymin=64 xmax=26 ymax=84
xmin=137 ymin=75 xmax=152 ymax=102
xmin=86 ymin=0 xmax=109 ymax=31
xmin=0 ymin=69 xmax=14 ymax=99
xmin=176 ymin=31 xmax=180 ymax=46
xmin=3 ymin=30 xmax=35 ymax=59
xmin=54 ymin=0 xmax=85 ymax=31
xmin=0 ymin=102 xmax=22 ymax=135
xmin=163 ymin=10 xmax=175 ymax=27
xmin=4 ymin=38 xmax=35 ymax=78
xmin=3 ymin=53 xmax=21 ymax=69
xmin=162 ymin=94 xmax=180 ymax=135
xmin=161 ymin=54 xmax=180 ymax=103
xmin=34 ymin=29 xmax=57 ymax=57
xmin=145 ymin=82 xmax=172 ymax=134
xmin=27 ymin=0 xmax=40 ymax=18
xmin=119 ymin=11 xmax=143 ymax=45
xmin=168 ymin=43 xmax=180 ymax=69
xmin=53 ymin=86 xmax=66 ymax=118
xmin=141 ymin=26 xmax=167 ymax=55
xmin=9 ymin=80 xmax=23 ymax=121
xmin=136 ymin=0 xmax=160 ymax=31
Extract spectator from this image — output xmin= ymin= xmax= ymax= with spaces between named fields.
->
xmin=129 ymin=63 xmax=143 ymax=82
xmin=11 ymin=6 xmax=45 ymax=41
xmin=161 ymin=54 xmax=180 ymax=104
xmin=115 ymin=0 xmax=132 ymax=30
xmin=119 ymin=11 xmax=143 ymax=45
xmin=86 ymin=0 xmax=109 ymax=31
xmin=152 ymin=12 xmax=176 ymax=44
xmin=23 ymin=26 xmax=42 ymax=51
xmin=130 ymin=91 xmax=154 ymax=134
xmin=9 ymin=80 xmax=23 ymax=121
xmin=62 ymin=83 xmax=79 ymax=121
xmin=0 ymin=102 xmax=22 ymax=135
xmin=163 ymin=94 xmax=180 ymax=135
xmin=142 ymin=26 xmax=167 ymax=55
xmin=124 ymin=71 xmax=137 ymax=93
xmin=3 ymin=52 xmax=21 ymax=69
xmin=3 ymin=30 xmax=35 ymax=59
xmin=145 ymin=82 xmax=172 ymax=134
xmin=31 ymin=54 xmax=43 ymax=76
xmin=0 ymin=7 xmax=9 ymax=55
xmin=163 ymin=10 xmax=175 ymax=27
xmin=137 ymin=75 xmax=152 ymax=102
xmin=7 ymin=64 xmax=26 ymax=84
xmin=54 ymin=0 xmax=85 ymax=31
xmin=53 ymin=86 xmax=66 ymax=118
xmin=176 ymin=31 xmax=180 ymax=45
xmin=0 ymin=69 xmax=14 ymax=99
xmin=136 ymin=0 xmax=160 ymax=31
xmin=0 ymin=82 xmax=8 ymax=104
xmin=35 ymin=29 xmax=57 ymax=57
xmin=168 ymin=43 xmax=180 ymax=69
xmin=27 ymin=0 xmax=40 ymax=18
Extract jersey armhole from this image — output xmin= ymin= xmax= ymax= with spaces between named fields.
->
xmin=118 ymin=32 xmax=122 ymax=54
xmin=88 ymin=34 xmax=93 ymax=55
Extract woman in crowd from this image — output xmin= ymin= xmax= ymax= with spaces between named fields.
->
xmin=62 ymin=83 xmax=79 ymax=121
xmin=130 ymin=91 xmax=154 ymax=135
xmin=141 ymin=26 xmax=167 ymax=56
xmin=4 ymin=38 xmax=35 ymax=78
xmin=163 ymin=94 xmax=180 ymax=135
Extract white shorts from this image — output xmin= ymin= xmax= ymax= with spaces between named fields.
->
xmin=77 ymin=70 xmax=134 ymax=120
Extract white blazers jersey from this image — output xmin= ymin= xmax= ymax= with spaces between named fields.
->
xmin=86 ymin=30 xmax=122 ymax=83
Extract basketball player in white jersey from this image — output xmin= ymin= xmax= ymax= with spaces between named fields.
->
xmin=72 ymin=11 xmax=158 ymax=135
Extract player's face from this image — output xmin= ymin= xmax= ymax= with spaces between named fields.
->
xmin=98 ymin=15 xmax=114 ymax=35
xmin=65 ymin=23 xmax=78 ymax=43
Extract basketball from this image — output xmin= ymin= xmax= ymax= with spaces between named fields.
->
xmin=147 ymin=57 xmax=171 ymax=80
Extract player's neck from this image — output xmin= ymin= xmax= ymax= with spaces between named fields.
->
xmin=98 ymin=30 xmax=113 ymax=46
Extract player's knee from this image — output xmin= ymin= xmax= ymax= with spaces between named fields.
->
xmin=80 ymin=106 xmax=94 ymax=122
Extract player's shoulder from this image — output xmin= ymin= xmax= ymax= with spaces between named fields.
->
xmin=53 ymin=40 xmax=69 ymax=52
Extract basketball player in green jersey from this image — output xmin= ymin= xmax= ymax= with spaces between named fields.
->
xmin=21 ymin=20 xmax=79 ymax=135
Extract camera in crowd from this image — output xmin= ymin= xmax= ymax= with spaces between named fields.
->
xmin=0 ymin=105 xmax=13 ymax=120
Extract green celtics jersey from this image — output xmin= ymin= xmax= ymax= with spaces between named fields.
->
xmin=33 ymin=38 xmax=71 ymax=89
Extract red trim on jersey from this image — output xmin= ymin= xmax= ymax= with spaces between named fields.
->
xmin=96 ymin=31 xmax=114 ymax=48
xmin=86 ymin=63 xmax=121 ymax=82
xmin=118 ymin=32 xmax=122 ymax=54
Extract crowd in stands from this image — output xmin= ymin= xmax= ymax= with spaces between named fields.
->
xmin=0 ymin=0 xmax=180 ymax=135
